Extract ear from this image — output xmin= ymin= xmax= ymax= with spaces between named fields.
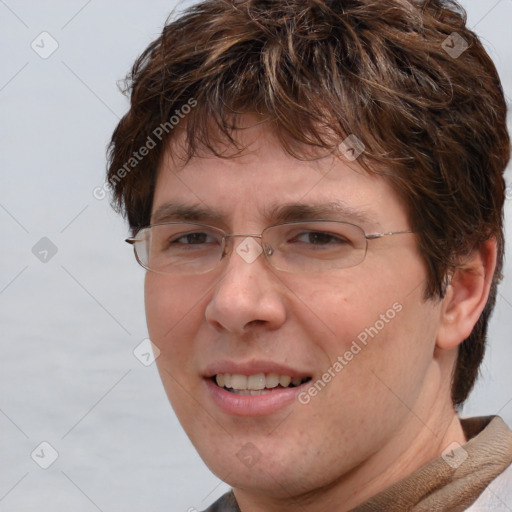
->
xmin=436 ymin=238 xmax=497 ymax=350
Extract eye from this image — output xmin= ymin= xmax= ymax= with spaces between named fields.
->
xmin=169 ymin=231 xmax=220 ymax=246
xmin=293 ymin=231 xmax=349 ymax=246
xmin=172 ymin=232 xmax=216 ymax=245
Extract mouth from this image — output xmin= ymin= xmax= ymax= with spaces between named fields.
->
xmin=204 ymin=361 xmax=314 ymax=415
xmin=211 ymin=373 xmax=312 ymax=395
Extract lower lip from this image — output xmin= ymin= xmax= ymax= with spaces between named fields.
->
xmin=205 ymin=379 xmax=307 ymax=416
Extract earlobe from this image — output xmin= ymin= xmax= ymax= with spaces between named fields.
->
xmin=436 ymin=238 xmax=497 ymax=350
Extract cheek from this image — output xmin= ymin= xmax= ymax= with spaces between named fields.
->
xmin=304 ymin=296 xmax=438 ymax=463
xmin=144 ymin=274 xmax=208 ymax=383
xmin=299 ymin=262 xmax=437 ymax=397
xmin=145 ymin=277 xmax=171 ymax=343
xmin=324 ymin=288 xmax=438 ymax=418
xmin=291 ymin=271 xmax=407 ymax=358
xmin=144 ymin=274 xmax=205 ymax=340
xmin=144 ymin=275 xmax=206 ymax=417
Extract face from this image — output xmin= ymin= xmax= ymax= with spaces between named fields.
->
xmin=145 ymin=121 xmax=444 ymax=501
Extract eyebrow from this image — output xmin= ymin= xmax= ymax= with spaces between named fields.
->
xmin=151 ymin=201 xmax=225 ymax=224
xmin=263 ymin=201 xmax=379 ymax=227
xmin=150 ymin=200 xmax=379 ymax=228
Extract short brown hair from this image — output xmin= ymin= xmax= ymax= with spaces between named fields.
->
xmin=107 ymin=0 xmax=510 ymax=406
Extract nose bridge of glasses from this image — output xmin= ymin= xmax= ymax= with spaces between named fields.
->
xmin=223 ymin=233 xmax=263 ymax=240
xmin=221 ymin=233 xmax=265 ymax=257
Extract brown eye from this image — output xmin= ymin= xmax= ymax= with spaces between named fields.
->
xmin=173 ymin=232 xmax=212 ymax=245
xmin=293 ymin=231 xmax=348 ymax=246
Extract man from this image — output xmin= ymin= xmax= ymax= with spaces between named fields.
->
xmin=107 ymin=0 xmax=512 ymax=510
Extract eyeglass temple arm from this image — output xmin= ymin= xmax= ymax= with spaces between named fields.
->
xmin=365 ymin=230 xmax=414 ymax=240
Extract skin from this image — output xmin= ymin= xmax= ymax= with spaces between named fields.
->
xmin=145 ymin=118 xmax=496 ymax=511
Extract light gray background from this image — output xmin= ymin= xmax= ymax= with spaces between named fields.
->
xmin=0 ymin=1 xmax=511 ymax=511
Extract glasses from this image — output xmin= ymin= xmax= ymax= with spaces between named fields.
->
xmin=125 ymin=220 xmax=413 ymax=275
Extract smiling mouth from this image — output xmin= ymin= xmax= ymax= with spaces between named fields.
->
xmin=212 ymin=373 xmax=312 ymax=395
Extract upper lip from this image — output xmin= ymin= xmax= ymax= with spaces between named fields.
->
xmin=203 ymin=360 xmax=311 ymax=379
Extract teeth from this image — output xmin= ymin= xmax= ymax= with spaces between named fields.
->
xmin=291 ymin=377 xmax=303 ymax=386
xmin=230 ymin=374 xmax=247 ymax=389
xmin=215 ymin=373 xmax=309 ymax=390
xmin=247 ymin=374 xmax=266 ymax=390
xmin=266 ymin=373 xmax=280 ymax=388
xmin=279 ymin=375 xmax=291 ymax=387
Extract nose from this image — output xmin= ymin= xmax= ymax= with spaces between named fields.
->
xmin=204 ymin=236 xmax=287 ymax=336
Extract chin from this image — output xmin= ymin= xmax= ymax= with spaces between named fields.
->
xmin=190 ymin=427 xmax=330 ymax=498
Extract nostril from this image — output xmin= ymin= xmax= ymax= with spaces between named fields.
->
xmin=247 ymin=319 xmax=266 ymax=327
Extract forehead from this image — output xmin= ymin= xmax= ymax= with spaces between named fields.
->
xmin=152 ymin=121 xmax=409 ymax=231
